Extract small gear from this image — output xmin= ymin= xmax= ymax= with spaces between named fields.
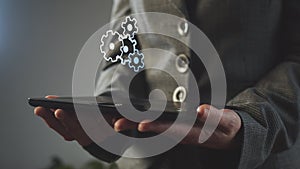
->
xmin=121 ymin=16 xmax=138 ymax=38
xmin=128 ymin=50 xmax=145 ymax=72
xmin=119 ymin=36 xmax=137 ymax=65
xmin=100 ymin=30 xmax=123 ymax=62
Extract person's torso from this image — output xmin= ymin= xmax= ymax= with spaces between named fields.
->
xmin=117 ymin=0 xmax=286 ymax=169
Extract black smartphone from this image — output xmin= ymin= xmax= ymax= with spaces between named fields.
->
xmin=28 ymin=96 xmax=187 ymax=121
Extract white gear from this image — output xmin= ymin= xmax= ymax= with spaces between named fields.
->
xmin=120 ymin=35 xmax=137 ymax=65
xmin=100 ymin=30 xmax=123 ymax=62
xmin=100 ymin=16 xmax=144 ymax=72
xmin=128 ymin=50 xmax=145 ymax=72
xmin=121 ymin=16 xmax=138 ymax=38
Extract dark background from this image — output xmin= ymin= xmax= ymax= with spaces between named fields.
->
xmin=0 ymin=1 xmax=113 ymax=168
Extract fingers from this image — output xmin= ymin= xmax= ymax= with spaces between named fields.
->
xmin=196 ymin=104 xmax=227 ymax=136
xmin=138 ymin=120 xmax=170 ymax=133
xmin=196 ymin=104 xmax=216 ymax=122
xmin=114 ymin=118 xmax=138 ymax=132
xmin=35 ymin=106 xmax=93 ymax=146
xmin=45 ymin=95 xmax=58 ymax=112
xmin=138 ymin=120 xmax=201 ymax=145
xmin=34 ymin=107 xmax=74 ymax=141
xmin=45 ymin=95 xmax=58 ymax=99
xmin=197 ymin=104 xmax=241 ymax=135
xmin=112 ymin=104 xmax=241 ymax=149
xmin=136 ymin=104 xmax=213 ymax=135
xmin=195 ymin=106 xmax=242 ymax=149
xmin=54 ymin=109 xmax=92 ymax=146
xmin=218 ymin=109 xmax=241 ymax=136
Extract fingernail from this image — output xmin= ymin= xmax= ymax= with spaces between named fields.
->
xmin=34 ymin=108 xmax=48 ymax=118
xmin=55 ymin=110 xmax=64 ymax=119
xmin=114 ymin=126 xmax=123 ymax=132
xmin=34 ymin=109 xmax=40 ymax=116
xmin=204 ymin=108 xmax=209 ymax=114
xmin=138 ymin=123 xmax=148 ymax=132
xmin=114 ymin=122 xmax=123 ymax=132
xmin=196 ymin=106 xmax=201 ymax=113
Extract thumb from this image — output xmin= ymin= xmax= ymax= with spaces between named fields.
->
xmin=196 ymin=104 xmax=220 ymax=123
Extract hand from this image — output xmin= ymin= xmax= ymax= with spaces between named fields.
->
xmin=114 ymin=104 xmax=242 ymax=150
xmin=34 ymin=95 xmax=116 ymax=146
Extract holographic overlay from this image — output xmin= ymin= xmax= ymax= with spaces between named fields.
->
xmin=100 ymin=16 xmax=144 ymax=72
xmin=72 ymin=12 xmax=227 ymax=158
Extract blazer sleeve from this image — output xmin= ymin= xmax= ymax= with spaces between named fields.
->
xmin=227 ymin=1 xmax=300 ymax=168
xmin=83 ymin=0 xmax=132 ymax=163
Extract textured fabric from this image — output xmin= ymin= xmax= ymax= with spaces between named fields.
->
xmin=83 ymin=0 xmax=300 ymax=169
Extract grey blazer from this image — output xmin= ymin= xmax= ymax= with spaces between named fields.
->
xmin=85 ymin=0 xmax=300 ymax=169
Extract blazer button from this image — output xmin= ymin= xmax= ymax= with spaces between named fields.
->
xmin=175 ymin=54 xmax=189 ymax=73
xmin=173 ymin=86 xmax=187 ymax=102
xmin=178 ymin=19 xmax=189 ymax=36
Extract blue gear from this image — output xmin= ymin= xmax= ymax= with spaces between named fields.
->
xmin=128 ymin=50 xmax=145 ymax=72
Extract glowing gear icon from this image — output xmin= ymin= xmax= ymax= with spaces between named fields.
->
xmin=100 ymin=16 xmax=144 ymax=72
xmin=121 ymin=16 xmax=138 ymax=38
xmin=120 ymin=36 xmax=137 ymax=65
xmin=128 ymin=50 xmax=145 ymax=72
xmin=100 ymin=30 xmax=123 ymax=62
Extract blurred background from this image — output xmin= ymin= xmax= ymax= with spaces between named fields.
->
xmin=0 ymin=1 xmax=113 ymax=168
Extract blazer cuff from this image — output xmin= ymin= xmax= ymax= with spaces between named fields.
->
xmin=235 ymin=110 xmax=267 ymax=169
